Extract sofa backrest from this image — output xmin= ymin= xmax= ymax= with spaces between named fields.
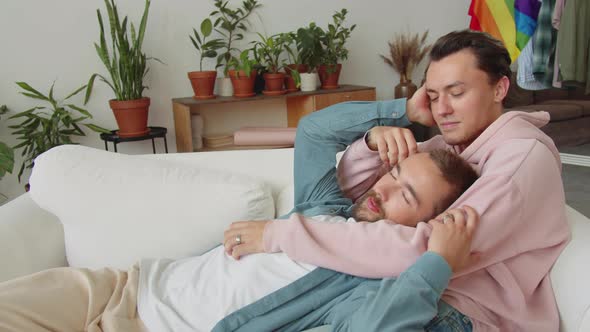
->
xmin=504 ymin=72 xmax=590 ymax=109
xmin=149 ymin=148 xmax=295 ymax=199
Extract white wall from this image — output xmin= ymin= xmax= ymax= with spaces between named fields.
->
xmin=0 ymin=0 xmax=470 ymax=203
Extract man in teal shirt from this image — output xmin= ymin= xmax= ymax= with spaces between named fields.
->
xmin=215 ymin=97 xmax=476 ymax=331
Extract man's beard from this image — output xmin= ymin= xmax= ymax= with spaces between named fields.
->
xmin=351 ymin=190 xmax=384 ymax=222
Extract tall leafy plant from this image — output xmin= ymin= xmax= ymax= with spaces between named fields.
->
xmin=87 ymin=0 xmax=154 ymax=102
xmin=190 ymin=18 xmax=225 ymax=71
xmin=251 ymin=33 xmax=287 ymax=73
xmin=319 ymin=9 xmax=356 ymax=71
xmin=296 ymin=22 xmax=324 ymax=73
xmin=211 ymin=0 xmax=261 ymax=75
xmin=283 ymin=31 xmax=308 ymax=67
xmin=9 ymin=82 xmax=109 ymax=182
xmin=0 ymin=105 xmax=14 ymax=181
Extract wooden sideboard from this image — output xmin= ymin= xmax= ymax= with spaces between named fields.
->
xmin=172 ymin=84 xmax=376 ymax=152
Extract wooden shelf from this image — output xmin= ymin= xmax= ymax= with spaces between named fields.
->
xmin=172 ymin=85 xmax=376 ymax=152
xmin=172 ymin=85 xmax=372 ymax=106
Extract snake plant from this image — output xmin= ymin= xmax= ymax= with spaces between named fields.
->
xmin=86 ymin=0 xmax=158 ymax=103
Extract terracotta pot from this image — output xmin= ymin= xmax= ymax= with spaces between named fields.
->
xmin=284 ymin=64 xmax=308 ymax=92
xmin=394 ymin=74 xmax=417 ymax=99
xmin=228 ymin=70 xmax=257 ymax=98
xmin=318 ymin=64 xmax=342 ymax=89
xmin=109 ymin=97 xmax=150 ymax=138
xmin=262 ymin=73 xmax=286 ymax=95
xmin=188 ymin=71 xmax=217 ymax=100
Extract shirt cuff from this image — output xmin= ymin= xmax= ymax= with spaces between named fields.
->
xmin=263 ymin=221 xmax=281 ymax=253
xmin=379 ymin=98 xmax=412 ymax=127
xmin=406 ymin=251 xmax=452 ymax=294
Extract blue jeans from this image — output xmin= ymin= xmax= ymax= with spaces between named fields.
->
xmin=426 ymin=301 xmax=473 ymax=332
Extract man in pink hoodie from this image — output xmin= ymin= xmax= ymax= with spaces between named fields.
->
xmin=226 ymin=30 xmax=571 ymax=331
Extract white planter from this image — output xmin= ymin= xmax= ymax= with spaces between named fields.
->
xmin=300 ymin=73 xmax=318 ymax=92
xmin=216 ymin=77 xmax=233 ymax=97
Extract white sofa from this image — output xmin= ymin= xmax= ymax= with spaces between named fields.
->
xmin=0 ymin=146 xmax=588 ymax=331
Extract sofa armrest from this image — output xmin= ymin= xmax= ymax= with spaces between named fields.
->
xmin=0 ymin=193 xmax=67 ymax=282
xmin=552 ymin=206 xmax=590 ymax=332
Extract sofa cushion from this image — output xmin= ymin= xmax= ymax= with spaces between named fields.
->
xmin=276 ymin=183 xmax=295 ymax=218
xmin=29 ymin=145 xmax=275 ymax=270
xmin=533 ymin=88 xmax=570 ymax=103
xmin=503 ymin=72 xmax=534 ymax=108
xmin=509 ymin=103 xmax=583 ymax=121
xmin=539 ymin=99 xmax=590 ymax=115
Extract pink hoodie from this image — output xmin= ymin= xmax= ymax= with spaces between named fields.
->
xmin=263 ymin=111 xmax=571 ymax=331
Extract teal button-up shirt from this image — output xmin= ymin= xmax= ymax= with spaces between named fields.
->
xmin=212 ymin=99 xmax=455 ymax=332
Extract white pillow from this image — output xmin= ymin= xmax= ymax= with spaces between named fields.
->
xmin=29 ymin=145 xmax=275 ymax=270
xmin=276 ymin=183 xmax=295 ymax=218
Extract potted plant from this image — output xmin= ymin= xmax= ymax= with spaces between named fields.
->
xmin=380 ymin=30 xmax=431 ymax=98
xmin=227 ymin=49 xmax=258 ymax=97
xmin=252 ymin=33 xmax=287 ymax=95
xmin=282 ymin=31 xmax=309 ymax=92
xmin=317 ymin=8 xmax=356 ymax=89
xmin=189 ymin=18 xmax=225 ymax=99
xmin=8 ymin=82 xmax=109 ymax=184
xmin=87 ymin=0 xmax=158 ymax=138
xmin=0 ymin=105 xmax=14 ymax=183
xmin=211 ymin=0 xmax=261 ymax=96
xmin=297 ymin=22 xmax=324 ymax=92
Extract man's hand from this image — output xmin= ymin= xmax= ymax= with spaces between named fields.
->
xmin=367 ymin=126 xmax=418 ymax=167
xmin=406 ymin=85 xmax=435 ymax=127
xmin=427 ymin=206 xmax=480 ymax=272
xmin=223 ymin=220 xmax=269 ymax=260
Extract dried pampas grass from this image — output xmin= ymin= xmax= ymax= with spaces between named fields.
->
xmin=380 ymin=30 xmax=431 ymax=80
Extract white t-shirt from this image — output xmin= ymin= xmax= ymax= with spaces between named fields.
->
xmin=137 ymin=215 xmax=350 ymax=332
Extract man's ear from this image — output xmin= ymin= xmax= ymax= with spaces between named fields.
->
xmin=493 ymin=76 xmax=510 ymax=103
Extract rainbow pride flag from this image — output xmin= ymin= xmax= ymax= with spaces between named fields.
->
xmin=469 ymin=0 xmax=541 ymax=61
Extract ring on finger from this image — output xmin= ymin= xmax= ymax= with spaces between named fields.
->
xmin=235 ymin=234 xmax=242 ymax=245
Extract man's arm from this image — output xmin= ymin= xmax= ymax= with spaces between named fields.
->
xmin=265 ymin=213 xmax=432 ymax=278
xmin=292 ymin=100 xmax=411 ymax=210
xmin=330 ymin=207 xmax=478 ymax=332
xmin=261 ymin=175 xmax=516 ymax=279
xmin=337 ymin=129 xmax=449 ymax=202
xmin=227 ymin=174 xmax=518 ymax=279
xmin=336 ymin=86 xmax=440 ymax=201
xmin=332 ymin=253 xmax=451 ymax=332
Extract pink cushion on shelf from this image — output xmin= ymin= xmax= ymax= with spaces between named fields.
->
xmin=233 ymin=127 xmax=296 ymax=146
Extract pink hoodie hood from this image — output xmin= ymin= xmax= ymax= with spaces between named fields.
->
xmin=453 ymin=111 xmax=561 ymax=172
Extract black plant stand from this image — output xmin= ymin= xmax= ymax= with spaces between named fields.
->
xmin=100 ymin=126 xmax=168 ymax=154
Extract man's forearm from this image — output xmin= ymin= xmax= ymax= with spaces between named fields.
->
xmin=293 ymin=100 xmax=410 ymax=207
xmin=264 ymin=213 xmax=432 ymax=278
xmin=331 ymin=252 xmax=452 ymax=332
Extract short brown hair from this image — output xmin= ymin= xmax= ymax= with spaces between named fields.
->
xmin=429 ymin=29 xmax=511 ymax=84
xmin=428 ymin=149 xmax=478 ymax=214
